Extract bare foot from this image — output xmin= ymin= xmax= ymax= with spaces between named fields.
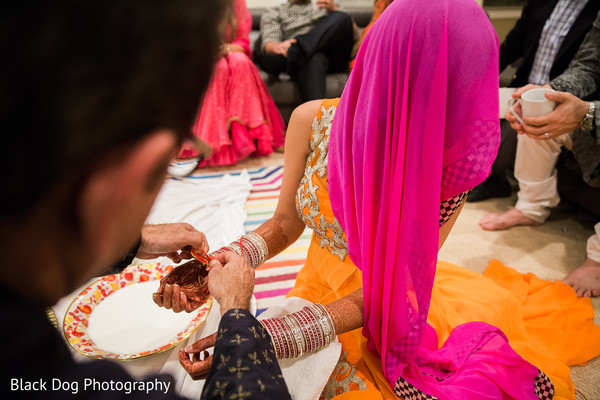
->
xmin=479 ymin=208 xmax=541 ymax=231
xmin=562 ymin=258 xmax=600 ymax=297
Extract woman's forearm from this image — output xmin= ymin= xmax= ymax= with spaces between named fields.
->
xmin=324 ymin=288 xmax=364 ymax=335
xmin=254 ymin=214 xmax=305 ymax=260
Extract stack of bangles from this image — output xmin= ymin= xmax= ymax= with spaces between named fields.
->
xmin=259 ymin=303 xmax=336 ymax=359
xmin=210 ymin=232 xmax=269 ymax=269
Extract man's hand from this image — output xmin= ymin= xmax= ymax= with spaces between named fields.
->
xmin=208 ymin=252 xmax=254 ymax=315
xmin=264 ymin=39 xmax=297 ymax=57
xmin=518 ymin=91 xmax=589 ymax=140
xmin=504 ymin=84 xmax=548 ymax=134
xmin=504 ymin=84 xmax=589 ymax=140
xmin=136 ymin=223 xmax=208 ymax=263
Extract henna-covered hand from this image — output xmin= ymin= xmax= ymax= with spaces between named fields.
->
xmin=152 ymin=259 xmax=210 ymax=313
xmin=178 ymin=332 xmax=217 ymax=380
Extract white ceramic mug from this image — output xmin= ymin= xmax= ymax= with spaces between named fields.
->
xmin=508 ymin=88 xmax=557 ymax=124
xmin=499 ymin=87 xmax=517 ymax=118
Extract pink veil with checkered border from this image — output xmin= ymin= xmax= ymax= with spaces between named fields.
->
xmin=328 ymin=0 xmax=547 ymax=397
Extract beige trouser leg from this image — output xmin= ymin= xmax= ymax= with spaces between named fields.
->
xmin=588 ymin=222 xmax=600 ymax=263
xmin=514 ymin=133 xmax=572 ymax=223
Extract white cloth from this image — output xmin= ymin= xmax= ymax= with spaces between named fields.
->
xmin=514 ymin=133 xmax=572 ymax=222
xmin=53 ymin=171 xmax=253 ymax=399
xmin=145 ymin=171 xmax=252 ymax=250
xmin=587 ymin=222 xmax=600 ymax=263
xmin=258 ymin=297 xmax=342 ymax=400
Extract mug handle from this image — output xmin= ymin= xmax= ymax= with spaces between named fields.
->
xmin=508 ymin=98 xmax=524 ymax=124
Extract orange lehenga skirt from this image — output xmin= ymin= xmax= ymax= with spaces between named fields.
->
xmin=288 ymin=234 xmax=600 ymax=400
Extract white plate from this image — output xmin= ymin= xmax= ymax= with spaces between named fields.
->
xmin=63 ymin=262 xmax=212 ymax=360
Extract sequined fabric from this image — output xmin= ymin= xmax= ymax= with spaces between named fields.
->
xmin=296 ymin=102 xmax=349 ymax=262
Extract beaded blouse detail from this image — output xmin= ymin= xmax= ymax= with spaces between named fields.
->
xmin=296 ymin=103 xmax=349 ymax=262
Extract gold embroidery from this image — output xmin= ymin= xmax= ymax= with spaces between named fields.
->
xmin=230 ymin=333 xmax=250 ymax=345
xmin=320 ymin=352 xmax=368 ymax=399
xmin=228 ymin=309 xmax=247 ymax=319
xmin=211 ymin=381 xmax=229 ymax=397
xmin=248 ymin=326 xmax=261 ymax=339
xmin=296 ymin=103 xmax=349 ymax=262
xmin=257 ymin=379 xmax=266 ymax=392
xmin=217 ymin=353 xmax=231 ymax=369
xmin=258 ymin=324 xmax=268 ymax=339
xmin=216 ymin=327 xmax=229 ymax=342
xmin=248 ymin=351 xmax=261 ymax=365
xmin=229 ymin=385 xmax=252 ymax=400
xmin=228 ymin=359 xmax=250 ymax=379
xmin=262 ymin=349 xmax=273 ymax=364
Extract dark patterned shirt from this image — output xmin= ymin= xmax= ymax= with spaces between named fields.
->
xmin=201 ymin=309 xmax=291 ymax=400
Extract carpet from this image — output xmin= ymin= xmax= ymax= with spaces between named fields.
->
xmin=183 ymin=164 xmax=311 ymax=316
xmin=241 ymin=165 xmax=312 ymax=315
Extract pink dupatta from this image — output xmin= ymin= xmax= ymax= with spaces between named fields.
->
xmin=329 ymin=0 xmax=549 ymax=397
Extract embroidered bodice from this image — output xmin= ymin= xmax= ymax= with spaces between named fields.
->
xmin=295 ymin=100 xmax=349 ymax=262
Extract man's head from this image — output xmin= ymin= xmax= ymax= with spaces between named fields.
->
xmin=0 ymin=0 xmax=225 ymax=305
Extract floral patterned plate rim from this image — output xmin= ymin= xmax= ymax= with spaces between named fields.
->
xmin=63 ymin=262 xmax=212 ymax=361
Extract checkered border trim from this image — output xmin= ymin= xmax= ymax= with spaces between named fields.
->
xmin=534 ymin=369 xmax=554 ymax=400
xmin=439 ymin=191 xmax=468 ymax=226
xmin=393 ymin=377 xmax=439 ymax=400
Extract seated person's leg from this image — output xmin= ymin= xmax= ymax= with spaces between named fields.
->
xmin=563 ymin=222 xmax=600 ymax=297
xmin=291 ymin=11 xmax=354 ymax=71
xmin=295 ymin=53 xmax=328 ymax=102
xmin=480 ymin=134 xmax=566 ymax=230
xmin=253 ymin=35 xmax=288 ymax=76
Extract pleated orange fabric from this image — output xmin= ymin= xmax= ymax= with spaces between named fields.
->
xmin=290 ymin=240 xmax=600 ymax=399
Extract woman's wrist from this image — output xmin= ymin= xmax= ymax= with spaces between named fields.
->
xmin=210 ymin=232 xmax=269 ymax=269
xmin=259 ymin=303 xmax=336 ymax=359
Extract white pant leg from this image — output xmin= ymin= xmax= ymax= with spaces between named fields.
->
xmin=587 ymin=222 xmax=600 ymax=263
xmin=514 ymin=133 xmax=572 ymax=223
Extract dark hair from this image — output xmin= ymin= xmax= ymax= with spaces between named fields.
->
xmin=0 ymin=0 xmax=225 ymax=217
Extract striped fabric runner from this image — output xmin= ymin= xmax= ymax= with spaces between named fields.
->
xmin=192 ymin=165 xmax=311 ymax=315
xmin=243 ymin=166 xmax=312 ymax=315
